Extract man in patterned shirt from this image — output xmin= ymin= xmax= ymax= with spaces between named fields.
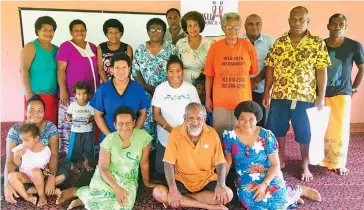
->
xmin=263 ymin=6 xmax=331 ymax=181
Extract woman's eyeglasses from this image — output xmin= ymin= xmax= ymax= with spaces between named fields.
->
xmin=149 ymin=29 xmax=163 ymax=33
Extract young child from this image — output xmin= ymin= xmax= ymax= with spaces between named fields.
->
xmin=8 ymin=124 xmax=61 ymax=207
xmin=194 ymin=74 xmax=213 ymax=126
xmin=66 ymin=81 xmax=95 ymax=172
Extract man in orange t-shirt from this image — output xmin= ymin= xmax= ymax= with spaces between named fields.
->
xmin=152 ymin=102 xmax=233 ymax=209
xmin=204 ymin=13 xmax=259 ymax=136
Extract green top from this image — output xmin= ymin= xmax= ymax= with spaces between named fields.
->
xmin=28 ymin=39 xmax=58 ymax=95
xmin=77 ymin=129 xmax=152 ymax=210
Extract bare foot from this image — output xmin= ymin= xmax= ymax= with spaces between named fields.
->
xmin=71 ymin=163 xmax=80 ymax=173
xmin=26 ymin=186 xmax=38 ymax=195
xmin=337 ymin=168 xmax=349 ymax=176
xmin=56 ymin=187 xmax=78 ymax=205
xmin=84 ymin=163 xmax=94 ymax=172
xmin=297 ymin=197 xmax=304 ymax=204
xmin=207 ymin=204 xmax=228 ymax=210
xmin=67 ymin=199 xmax=84 ymax=210
xmin=37 ymin=196 xmax=47 ymax=207
xmin=301 ymin=167 xmax=313 ymax=182
xmin=25 ymin=195 xmax=37 ymax=205
xmin=55 ymin=188 xmax=61 ymax=196
xmin=300 ymin=186 xmax=321 ymax=201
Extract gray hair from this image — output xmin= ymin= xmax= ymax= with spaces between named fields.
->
xmin=221 ymin=12 xmax=242 ymax=30
xmin=184 ymin=102 xmax=207 ymax=118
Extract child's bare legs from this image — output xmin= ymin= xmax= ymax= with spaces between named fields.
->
xmin=8 ymin=171 xmax=37 ymax=205
xmin=25 ymin=174 xmax=65 ymax=197
xmin=28 ymin=168 xmax=47 ymax=206
xmin=84 ymin=159 xmax=93 ymax=171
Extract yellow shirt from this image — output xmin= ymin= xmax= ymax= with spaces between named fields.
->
xmin=264 ymin=31 xmax=331 ymax=102
xmin=163 ymin=124 xmax=226 ymax=192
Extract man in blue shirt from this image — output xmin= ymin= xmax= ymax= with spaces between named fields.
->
xmin=242 ymin=14 xmax=274 ymax=127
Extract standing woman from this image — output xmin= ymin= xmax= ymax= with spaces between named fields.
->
xmin=97 ymin=19 xmax=133 ymax=81
xmin=56 ymin=19 xmax=100 ymax=153
xmin=132 ymin=18 xmax=177 ymax=148
xmin=20 ymin=16 xmax=59 ymax=125
xmin=176 ymin=11 xmax=212 ymax=83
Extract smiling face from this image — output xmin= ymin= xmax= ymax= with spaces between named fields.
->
xmin=289 ymin=8 xmax=310 ymax=36
xmin=26 ymin=100 xmax=44 ymax=124
xmin=37 ymin=24 xmax=55 ymax=42
xmin=237 ymin=112 xmax=257 ymax=132
xmin=185 ymin=106 xmax=206 ymax=137
xmin=167 ymin=62 xmax=183 ymax=87
xmin=328 ymin=16 xmax=347 ymax=38
xmin=223 ymin=18 xmax=241 ymax=40
xmin=114 ymin=114 xmax=135 ymax=136
xmin=71 ymin=24 xmax=87 ymax=42
xmin=113 ymin=60 xmax=131 ymax=82
xmin=245 ymin=15 xmax=262 ymax=39
xmin=106 ymin=27 xmax=122 ymax=44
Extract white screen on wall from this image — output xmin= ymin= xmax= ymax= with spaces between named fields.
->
xmin=19 ymin=8 xmax=167 ymax=51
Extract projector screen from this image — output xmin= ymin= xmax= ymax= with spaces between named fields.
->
xmin=19 ymin=8 xmax=167 ymax=51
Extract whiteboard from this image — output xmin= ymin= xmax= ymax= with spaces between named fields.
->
xmin=19 ymin=8 xmax=167 ymax=52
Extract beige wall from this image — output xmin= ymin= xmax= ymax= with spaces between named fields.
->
xmin=1 ymin=1 xmax=364 ymax=122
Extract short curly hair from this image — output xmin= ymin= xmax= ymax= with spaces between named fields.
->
xmin=103 ymin=19 xmax=124 ymax=35
xmin=72 ymin=81 xmax=91 ymax=95
xmin=113 ymin=106 xmax=136 ymax=122
xmin=34 ymin=16 xmax=57 ymax=36
xmin=234 ymin=101 xmax=263 ymax=123
xmin=181 ymin=11 xmax=206 ymax=33
xmin=69 ymin=19 xmax=87 ymax=32
xmin=146 ymin=18 xmax=167 ymax=36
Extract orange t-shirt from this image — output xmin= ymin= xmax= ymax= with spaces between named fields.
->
xmin=204 ymin=38 xmax=259 ymax=110
xmin=163 ymin=124 xmax=226 ymax=192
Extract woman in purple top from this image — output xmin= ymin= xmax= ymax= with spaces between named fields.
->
xmin=56 ymin=19 xmax=101 ymax=153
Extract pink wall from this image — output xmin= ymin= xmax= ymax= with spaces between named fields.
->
xmin=1 ymin=1 xmax=364 ymax=122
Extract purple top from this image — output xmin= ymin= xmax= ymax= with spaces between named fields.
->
xmin=56 ymin=41 xmax=100 ymax=97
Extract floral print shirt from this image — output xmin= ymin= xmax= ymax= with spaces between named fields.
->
xmin=264 ymin=31 xmax=331 ymax=102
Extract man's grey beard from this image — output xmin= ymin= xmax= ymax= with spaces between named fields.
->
xmin=188 ymin=125 xmax=203 ymax=137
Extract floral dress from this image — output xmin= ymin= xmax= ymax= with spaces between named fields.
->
xmin=222 ymin=128 xmax=302 ymax=210
xmin=132 ymin=41 xmax=177 ymax=148
xmin=77 ymin=129 xmax=152 ymax=210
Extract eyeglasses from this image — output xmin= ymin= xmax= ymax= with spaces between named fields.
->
xmin=149 ymin=29 xmax=163 ymax=33
xmin=225 ymin=25 xmax=241 ymax=31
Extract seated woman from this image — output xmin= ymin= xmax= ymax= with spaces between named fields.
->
xmin=91 ymin=53 xmax=149 ymax=143
xmin=222 ymin=101 xmax=322 ymax=209
xmin=4 ymin=95 xmax=69 ymax=204
xmin=56 ymin=106 xmax=156 ymax=210
xmin=152 ymin=55 xmax=200 ymax=175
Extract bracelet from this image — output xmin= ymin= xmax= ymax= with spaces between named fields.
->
xmin=163 ymin=123 xmax=169 ymax=129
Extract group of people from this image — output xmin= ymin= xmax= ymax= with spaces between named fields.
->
xmin=3 ymin=4 xmax=363 ymax=210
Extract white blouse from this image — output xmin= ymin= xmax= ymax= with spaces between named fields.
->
xmin=176 ymin=36 xmax=212 ymax=83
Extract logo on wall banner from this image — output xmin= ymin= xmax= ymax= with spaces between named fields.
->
xmin=181 ymin=0 xmax=238 ymax=37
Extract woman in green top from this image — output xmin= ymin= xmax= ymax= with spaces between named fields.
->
xmin=58 ymin=106 xmax=156 ymax=210
xmin=20 ymin=16 xmax=59 ymax=124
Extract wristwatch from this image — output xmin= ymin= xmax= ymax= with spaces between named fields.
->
xmin=352 ymin=88 xmax=358 ymax=93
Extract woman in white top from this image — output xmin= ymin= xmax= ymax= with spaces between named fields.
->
xmin=176 ymin=11 xmax=212 ymax=83
xmin=152 ymin=55 xmax=200 ymax=175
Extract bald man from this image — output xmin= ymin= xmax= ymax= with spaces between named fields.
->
xmin=263 ymin=6 xmax=331 ymax=181
xmin=242 ymin=14 xmax=274 ymax=128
